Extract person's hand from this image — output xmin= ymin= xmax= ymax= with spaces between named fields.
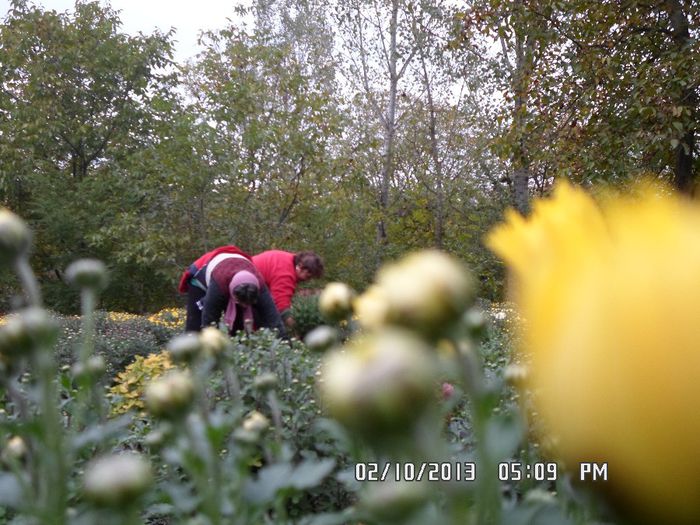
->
xmin=284 ymin=316 xmax=296 ymax=330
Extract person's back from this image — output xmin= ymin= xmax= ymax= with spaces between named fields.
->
xmin=252 ymin=250 xmax=296 ymax=314
xmin=252 ymin=250 xmax=324 ymax=327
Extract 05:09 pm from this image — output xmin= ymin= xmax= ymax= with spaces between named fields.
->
xmin=498 ymin=462 xmax=558 ymax=482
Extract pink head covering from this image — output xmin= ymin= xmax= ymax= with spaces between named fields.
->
xmin=224 ymin=270 xmax=259 ymax=331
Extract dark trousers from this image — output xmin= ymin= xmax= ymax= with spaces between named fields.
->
xmin=185 ymin=286 xmax=206 ymax=332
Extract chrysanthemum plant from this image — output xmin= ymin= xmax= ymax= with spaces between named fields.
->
xmin=310 ymin=250 xmax=574 ymax=525
xmin=0 ymin=210 xmax=338 ymax=525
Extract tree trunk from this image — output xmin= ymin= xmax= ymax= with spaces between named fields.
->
xmin=511 ymin=15 xmax=531 ymax=216
xmin=376 ymin=0 xmax=400 ymax=250
xmin=418 ymin=46 xmax=445 ymax=248
xmin=666 ymin=0 xmax=696 ymax=194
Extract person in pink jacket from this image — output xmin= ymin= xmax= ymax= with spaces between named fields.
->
xmin=252 ymin=250 xmax=324 ymax=329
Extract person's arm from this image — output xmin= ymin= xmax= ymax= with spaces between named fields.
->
xmin=254 ymin=286 xmax=287 ymax=338
xmin=201 ymin=280 xmax=228 ymax=329
xmin=267 ymin=272 xmax=296 ymax=314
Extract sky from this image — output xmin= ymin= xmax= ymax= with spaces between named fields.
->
xmin=0 ymin=0 xmax=250 ymax=63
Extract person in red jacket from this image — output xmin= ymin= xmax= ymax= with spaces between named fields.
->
xmin=180 ymin=246 xmax=286 ymax=337
xmin=252 ymin=250 xmax=324 ymax=328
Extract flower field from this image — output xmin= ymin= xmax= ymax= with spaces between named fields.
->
xmin=2 ymin=189 xmax=698 ymax=525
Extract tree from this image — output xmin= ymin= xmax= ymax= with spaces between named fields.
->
xmin=0 ymin=0 xmax=179 ymax=311
xmin=457 ymin=0 xmax=700 ymax=198
xmin=185 ymin=23 xmax=344 ymax=252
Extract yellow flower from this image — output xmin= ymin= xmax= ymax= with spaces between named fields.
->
xmin=487 ymin=181 xmax=700 ymax=524
xmin=148 ymin=307 xmax=186 ymax=329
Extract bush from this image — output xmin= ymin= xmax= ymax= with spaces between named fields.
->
xmin=52 ymin=310 xmax=182 ymax=378
xmin=289 ymin=293 xmax=324 ymax=338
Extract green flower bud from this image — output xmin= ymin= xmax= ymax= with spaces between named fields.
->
xmin=144 ymin=422 xmax=172 ymax=448
xmin=84 ymin=453 xmax=153 ymax=507
xmin=242 ymin=410 xmax=270 ymax=434
xmin=232 ymin=427 xmax=261 ymax=445
xmin=353 ymin=285 xmax=390 ymax=331
xmin=376 ymin=250 xmax=475 ymax=337
xmin=199 ymin=326 xmax=231 ymax=357
xmin=65 ymin=259 xmax=108 ymax=291
xmin=503 ymin=363 xmax=528 ymax=389
xmin=145 ymin=370 xmax=194 ymax=419
xmin=87 ymin=354 xmax=106 ymax=375
xmin=524 ymin=488 xmax=557 ymax=506
xmin=318 ymin=329 xmax=438 ymax=439
xmin=73 ymin=354 xmax=106 ymax=379
xmin=318 ymin=282 xmax=355 ymax=322
xmin=167 ymin=333 xmax=203 ymax=363
xmin=304 ymin=325 xmax=339 ymax=352
xmin=0 ymin=308 xmax=59 ymax=359
xmin=463 ymin=307 xmax=488 ymax=340
xmin=253 ymin=372 xmax=278 ymax=392
xmin=0 ymin=209 xmax=31 ymax=266
xmin=360 ymin=480 xmax=430 ymax=523
xmin=2 ymin=436 xmax=28 ymax=463
xmin=143 ymin=430 xmax=166 ymax=448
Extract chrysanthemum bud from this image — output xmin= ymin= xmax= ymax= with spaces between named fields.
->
xmin=253 ymin=372 xmax=278 ymax=392
xmin=87 ymin=354 xmax=106 ymax=375
xmin=376 ymin=250 xmax=475 ymax=337
xmin=83 ymin=453 xmax=153 ymax=507
xmin=2 ymin=436 xmax=27 ymax=463
xmin=353 ymin=285 xmax=390 ymax=330
xmin=167 ymin=333 xmax=203 ymax=363
xmin=0 ymin=308 xmax=59 ymax=359
xmin=199 ymin=326 xmax=231 ymax=357
xmin=72 ymin=354 xmax=105 ymax=379
xmin=0 ymin=209 xmax=31 ymax=266
xmin=304 ymin=325 xmax=338 ymax=352
xmin=360 ymin=480 xmax=429 ymax=523
xmin=318 ymin=329 xmax=438 ymax=438
xmin=242 ymin=410 xmax=270 ymax=434
xmin=232 ymin=428 xmax=260 ymax=445
xmin=463 ymin=307 xmax=488 ymax=340
xmin=503 ymin=363 xmax=528 ymax=389
xmin=65 ymin=259 xmax=108 ymax=291
xmin=318 ymin=282 xmax=355 ymax=322
xmin=145 ymin=370 xmax=194 ymax=418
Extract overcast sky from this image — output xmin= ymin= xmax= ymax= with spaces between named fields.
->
xmin=0 ymin=0 xmax=250 ymax=62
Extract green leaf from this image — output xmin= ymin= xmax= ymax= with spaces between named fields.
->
xmin=289 ymin=458 xmax=336 ymax=490
xmin=484 ymin=411 xmax=523 ymax=461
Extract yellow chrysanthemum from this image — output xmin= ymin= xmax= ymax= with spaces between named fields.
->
xmin=147 ymin=307 xmax=186 ymax=329
xmin=487 ymin=181 xmax=700 ymax=524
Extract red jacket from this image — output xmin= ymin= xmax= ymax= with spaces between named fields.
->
xmin=178 ymin=245 xmax=251 ymax=293
xmin=252 ymin=250 xmax=297 ymax=314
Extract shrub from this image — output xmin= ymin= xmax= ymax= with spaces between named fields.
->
xmin=109 ymin=353 xmax=175 ymax=414
xmin=289 ymin=293 xmax=324 ymax=338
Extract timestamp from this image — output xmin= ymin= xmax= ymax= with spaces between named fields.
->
xmin=497 ymin=461 xmax=558 ymax=482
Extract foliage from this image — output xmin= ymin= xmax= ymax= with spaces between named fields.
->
xmin=109 ymin=353 xmax=175 ymax=415
xmin=0 ymin=212 xmax=352 ymax=524
xmin=289 ymin=293 xmax=324 ymax=338
xmin=0 ymin=209 xmax=634 ymax=525
xmin=51 ymin=310 xmax=179 ymax=378
xmin=457 ymin=0 xmax=700 ymax=207
xmin=0 ymin=0 xmax=187 ymax=313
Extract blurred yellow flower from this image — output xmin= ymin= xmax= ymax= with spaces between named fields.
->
xmin=147 ymin=307 xmax=186 ymax=329
xmin=487 ymin=181 xmax=700 ymax=524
